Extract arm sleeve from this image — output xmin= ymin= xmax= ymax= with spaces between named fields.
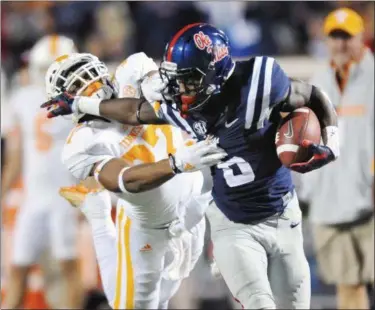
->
xmin=61 ymin=126 xmax=117 ymax=180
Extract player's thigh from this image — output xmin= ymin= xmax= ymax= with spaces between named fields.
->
xmin=114 ymin=210 xmax=170 ymax=309
xmin=270 ymin=194 xmax=311 ymax=309
xmin=206 ymin=201 xmax=275 ymax=309
xmin=189 ymin=217 xmax=206 ymax=271
xmin=49 ymin=198 xmax=79 ymax=261
xmin=12 ymin=206 xmax=48 ymax=266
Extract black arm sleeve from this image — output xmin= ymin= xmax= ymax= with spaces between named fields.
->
xmin=280 ymin=79 xmax=338 ymax=129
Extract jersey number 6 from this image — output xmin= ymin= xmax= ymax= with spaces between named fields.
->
xmin=217 ymin=156 xmax=255 ymax=187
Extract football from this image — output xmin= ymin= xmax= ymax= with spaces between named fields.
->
xmin=275 ymin=107 xmax=321 ymax=167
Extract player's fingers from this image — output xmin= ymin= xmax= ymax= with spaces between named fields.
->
xmin=201 ymin=152 xmax=228 ymax=165
xmin=198 ymin=145 xmax=227 ymax=158
xmin=289 ymin=162 xmax=310 ymax=173
xmin=40 ymin=100 xmax=54 ymax=108
xmin=47 ymin=106 xmax=66 ymax=118
xmin=301 ymin=139 xmax=316 ymax=148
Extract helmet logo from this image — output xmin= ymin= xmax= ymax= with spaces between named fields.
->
xmin=194 ymin=31 xmax=213 ymax=52
xmin=193 ymin=31 xmax=229 ymax=63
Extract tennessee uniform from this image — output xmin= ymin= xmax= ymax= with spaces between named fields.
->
xmin=59 ymin=52 xmax=207 ymax=309
xmin=6 ymin=38 xmax=79 ymax=268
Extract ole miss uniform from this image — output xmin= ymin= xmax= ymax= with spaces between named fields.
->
xmin=156 ymin=23 xmax=311 ymax=309
xmin=155 ymin=56 xmax=295 ymax=224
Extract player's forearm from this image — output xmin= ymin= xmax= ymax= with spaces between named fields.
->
xmin=122 ymin=159 xmax=175 ymax=193
xmin=306 ymin=85 xmax=338 ymax=129
xmin=96 ymin=158 xmax=174 ymax=194
xmin=99 ymin=98 xmax=141 ymax=125
xmin=77 ymin=97 xmax=165 ymax=125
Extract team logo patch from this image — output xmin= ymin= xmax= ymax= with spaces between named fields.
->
xmin=193 ymin=31 xmax=229 ymax=63
xmin=122 ymin=85 xmax=137 ymax=97
xmin=140 ymin=244 xmax=152 ymax=252
xmin=335 ymin=10 xmax=348 ymax=23
xmin=193 ymin=120 xmax=207 ymax=136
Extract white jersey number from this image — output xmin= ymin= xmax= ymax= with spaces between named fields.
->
xmin=217 ymin=156 xmax=255 ymax=187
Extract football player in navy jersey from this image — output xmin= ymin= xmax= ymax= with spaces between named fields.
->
xmin=42 ymin=23 xmax=339 ymax=309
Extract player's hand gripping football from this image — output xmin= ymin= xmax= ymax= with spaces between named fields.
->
xmin=289 ymin=139 xmax=335 ymax=174
xmin=170 ymin=139 xmax=227 ymax=173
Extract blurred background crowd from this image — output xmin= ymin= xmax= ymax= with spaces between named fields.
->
xmin=1 ymin=1 xmax=374 ymax=310
xmin=1 ymin=1 xmax=374 ymax=78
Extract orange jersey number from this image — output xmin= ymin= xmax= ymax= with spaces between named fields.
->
xmin=122 ymin=125 xmax=176 ymax=164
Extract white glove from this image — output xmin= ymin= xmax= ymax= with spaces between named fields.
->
xmin=140 ymin=73 xmax=167 ymax=103
xmin=170 ymin=139 xmax=227 ymax=173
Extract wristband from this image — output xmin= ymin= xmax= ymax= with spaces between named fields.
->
xmin=118 ymin=166 xmax=130 ymax=193
xmin=94 ymin=157 xmax=115 ymax=183
xmin=323 ymin=126 xmax=340 ymax=158
xmin=77 ymin=97 xmax=102 ymax=116
xmin=136 ymin=99 xmax=147 ymax=124
xmin=168 ymin=154 xmax=181 ymax=174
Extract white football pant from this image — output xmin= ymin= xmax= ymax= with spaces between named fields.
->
xmin=206 ymin=191 xmax=311 ymax=309
xmin=82 ymin=191 xmax=205 ymax=309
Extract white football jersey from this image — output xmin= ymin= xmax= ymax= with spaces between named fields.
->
xmin=62 ymin=52 xmax=204 ymax=227
xmin=8 ymin=83 xmax=75 ymax=205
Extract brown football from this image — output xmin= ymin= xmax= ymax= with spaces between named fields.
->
xmin=275 ymin=107 xmax=321 ymax=167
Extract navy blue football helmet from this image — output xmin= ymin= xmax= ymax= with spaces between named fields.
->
xmin=160 ymin=23 xmax=234 ymax=115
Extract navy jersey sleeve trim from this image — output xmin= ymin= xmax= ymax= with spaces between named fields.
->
xmin=270 ymin=59 xmax=291 ymax=107
xmin=245 ymin=57 xmax=275 ymax=130
xmin=161 ymin=103 xmax=197 ymax=138
xmin=245 ymin=57 xmax=291 ymax=131
xmin=244 ymin=56 xmax=264 ymax=130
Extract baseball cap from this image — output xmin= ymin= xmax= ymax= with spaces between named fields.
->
xmin=324 ymin=8 xmax=364 ymax=36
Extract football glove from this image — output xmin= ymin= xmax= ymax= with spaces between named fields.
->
xmin=290 ymin=139 xmax=335 ymax=174
xmin=41 ymin=80 xmax=116 ymax=119
xmin=170 ymin=139 xmax=227 ymax=173
xmin=140 ymin=73 xmax=168 ymax=103
xmin=41 ymin=91 xmax=78 ymax=118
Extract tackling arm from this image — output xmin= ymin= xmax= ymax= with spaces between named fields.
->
xmin=94 ymin=158 xmax=174 ymax=194
xmin=98 ymin=97 xmax=166 ymax=125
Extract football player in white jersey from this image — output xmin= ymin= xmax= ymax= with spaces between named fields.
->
xmin=1 ymin=35 xmax=83 ymax=309
xmin=47 ymin=52 xmax=225 ymax=309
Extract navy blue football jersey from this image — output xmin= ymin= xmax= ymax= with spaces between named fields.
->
xmin=159 ymin=56 xmax=295 ymax=223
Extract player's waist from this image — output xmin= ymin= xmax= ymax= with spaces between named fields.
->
xmin=212 ymin=187 xmax=295 ymax=224
xmin=117 ymin=199 xmax=181 ymax=229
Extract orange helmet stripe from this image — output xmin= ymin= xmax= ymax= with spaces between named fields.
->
xmin=49 ymin=34 xmax=58 ymax=56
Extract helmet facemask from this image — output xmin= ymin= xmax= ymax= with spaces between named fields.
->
xmin=55 ymin=58 xmax=110 ymax=97
xmin=46 ymin=53 xmax=114 ymax=123
xmin=160 ymin=61 xmax=218 ymax=117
